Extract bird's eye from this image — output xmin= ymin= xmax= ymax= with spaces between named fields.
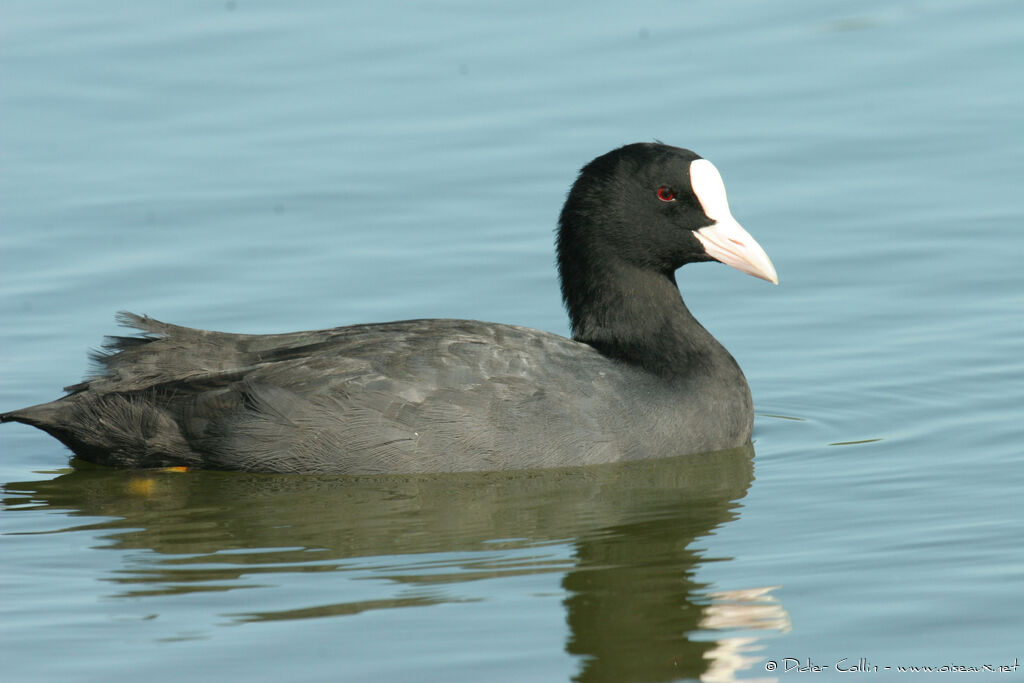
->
xmin=656 ymin=187 xmax=676 ymax=202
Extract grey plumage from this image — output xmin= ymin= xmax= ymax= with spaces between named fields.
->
xmin=3 ymin=313 xmax=750 ymax=473
xmin=2 ymin=143 xmax=775 ymax=473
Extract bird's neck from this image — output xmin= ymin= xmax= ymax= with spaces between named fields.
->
xmin=563 ymin=260 xmax=724 ymax=378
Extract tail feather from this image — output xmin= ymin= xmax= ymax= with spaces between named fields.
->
xmin=69 ymin=312 xmax=239 ymax=393
xmin=1 ymin=399 xmax=71 ymax=429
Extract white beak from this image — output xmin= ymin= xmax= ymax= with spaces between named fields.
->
xmin=694 ymin=219 xmax=779 ymax=284
xmin=689 ymin=158 xmax=778 ymax=285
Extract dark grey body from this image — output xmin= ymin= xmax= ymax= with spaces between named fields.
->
xmin=2 ymin=143 xmax=773 ymax=473
xmin=2 ymin=313 xmax=752 ymax=473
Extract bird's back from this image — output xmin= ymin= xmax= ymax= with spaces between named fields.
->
xmin=4 ymin=313 xmax=751 ymax=473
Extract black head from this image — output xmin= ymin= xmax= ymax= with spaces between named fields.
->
xmin=557 ymin=142 xmax=776 ymax=284
xmin=558 ymin=143 xmax=707 ymax=276
xmin=556 ymin=143 xmax=776 ymax=344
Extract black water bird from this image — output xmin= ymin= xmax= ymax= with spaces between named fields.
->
xmin=1 ymin=143 xmax=777 ymax=473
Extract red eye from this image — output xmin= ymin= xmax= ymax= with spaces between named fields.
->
xmin=656 ymin=187 xmax=675 ymax=202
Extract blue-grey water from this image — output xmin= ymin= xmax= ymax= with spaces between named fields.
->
xmin=2 ymin=1 xmax=1022 ymax=681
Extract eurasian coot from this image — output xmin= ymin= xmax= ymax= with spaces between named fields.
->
xmin=2 ymin=143 xmax=777 ymax=473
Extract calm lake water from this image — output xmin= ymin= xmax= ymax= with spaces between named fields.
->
xmin=2 ymin=1 xmax=1022 ymax=681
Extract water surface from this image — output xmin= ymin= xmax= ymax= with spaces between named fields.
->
xmin=2 ymin=1 xmax=1022 ymax=681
